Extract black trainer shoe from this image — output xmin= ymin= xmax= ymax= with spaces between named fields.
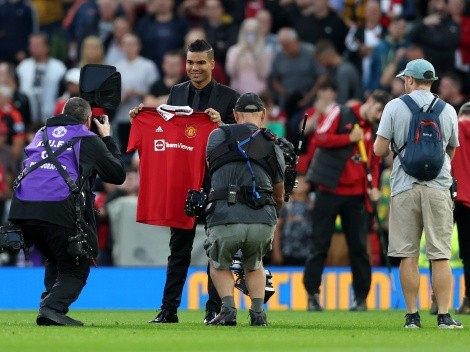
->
xmin=307 ymin=293 xmax=324 ymax=311
xmin=350 ymin=298 xmax=367 ymax=311
xmin=207 ymin=307 xmax=236 ymax=326
xmin=36 ymin=307 xmax=84 ymax=326
xmin=203 ymin=311 xmax=218 ymax=324
xmin=437 ymin=313 xmax=463 ymax=329
xmin=148 ymin=310 xmax=178 ymax=323
xmin=404 ymin=312 xmax=421 ymax=328
xmin=456 ymin=296 xmax=470 ymax=315
xmin=249 ymin=309 xmax=268 ymax=326
xmin=430 ymin=294 xmax=438 ymax=315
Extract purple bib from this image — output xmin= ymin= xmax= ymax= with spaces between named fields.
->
xmin=16 ymin=124 xmax=94 ymax=202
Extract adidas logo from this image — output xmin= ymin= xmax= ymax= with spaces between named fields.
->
xmin=156 ymin=126 xmax=163 ymax=132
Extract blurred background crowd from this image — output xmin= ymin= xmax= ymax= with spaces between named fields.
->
xmin=0 ymin=0 xmax=469 ymax=268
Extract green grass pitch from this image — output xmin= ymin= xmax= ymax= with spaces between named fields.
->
xmin=1 ymin=310 xmax=469 ymax=352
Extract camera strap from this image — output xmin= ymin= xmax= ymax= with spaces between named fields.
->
xmin=237 ymin=129 xmax=262 ymax=201
xmin=13 ymin=129 xmax=81 ymax=191
xmin=40 ymin=128 xmax=86 ymax=233
xmin=41 ymin=128 xmax=80 ymax=193
xmin=41 ymin=128 xmax=96 ymax=265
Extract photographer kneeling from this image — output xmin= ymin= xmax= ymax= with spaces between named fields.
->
xmin=204 ymin=93 xmax=285 ymax=326
xmin=9 ymin=97 xmax=126 ymax=326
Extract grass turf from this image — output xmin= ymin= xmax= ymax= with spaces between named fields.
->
xmin=1 ymin=310 xmax=469 ymax=352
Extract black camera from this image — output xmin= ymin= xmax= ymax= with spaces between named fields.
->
xmin=450 ymin=177 xmax=458 ymax=200
xmin=230 ymin=251 xmax=275 ymax=304
xmin=275 ymin=137 xmax=298 ymax=201
xmin=94 ymin=115 xmax=105 ymax=124
xmin=284 ymin=168 xmax=298 ymax=202
xmin=185 ymin=189 xmax=208 ymax=217
xmin=0 ymin=223 xmax=24 ymax=255
xmin=67 ymin=231 xmax=90 ymax=260
xmin=90 ymin=115 xmax=105 ymax=135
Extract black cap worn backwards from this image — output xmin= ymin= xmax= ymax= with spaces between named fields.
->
xmin=235 ymin=93 xmax=264 ymax=112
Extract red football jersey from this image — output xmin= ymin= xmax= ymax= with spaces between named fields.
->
xmin=127 ymin=107 xmax=217 ymax=229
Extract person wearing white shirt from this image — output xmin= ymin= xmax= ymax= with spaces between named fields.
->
xmin=16 ymin=33 xmax=66 ymax=123
xmin=113 ymin=33 xmax=160 ymax=124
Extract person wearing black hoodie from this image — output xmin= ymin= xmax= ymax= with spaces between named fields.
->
xmin=9 ymin=97 xmax=126 ymax=326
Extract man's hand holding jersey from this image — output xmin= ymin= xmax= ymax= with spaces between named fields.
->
xmin=129 ymin=104 xmax=222 ymax=126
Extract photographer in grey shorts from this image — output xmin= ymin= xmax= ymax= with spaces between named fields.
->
xmin=374 ymin=59 xmax=462 ymax=329
xmin=204 ymin=93 xmax=285 ymax=326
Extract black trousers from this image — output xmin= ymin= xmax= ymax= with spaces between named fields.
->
xmin=161 ymin=225 xmax=221 ymax=313
xmin=303 ymin=191 xmax=371 ymax=300
xmin=455 ymin=201 xmax=470 ymax=298
xmin=21 ymin=220 xmax=90 ymax=313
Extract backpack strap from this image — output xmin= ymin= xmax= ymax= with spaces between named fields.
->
xmin=430 ymin=98 xmax=445 ymax=117
xmin=399 ymin=94 xmax=422 ymax=114
xmin=391 ymin=95 xmax=420 ymax=158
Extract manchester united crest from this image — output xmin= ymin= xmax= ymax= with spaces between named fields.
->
xmin=185 ymin=125 xmax=197 ymax=138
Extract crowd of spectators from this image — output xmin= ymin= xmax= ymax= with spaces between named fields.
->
xmin=0 ymin=0 xmax=469 ymax=267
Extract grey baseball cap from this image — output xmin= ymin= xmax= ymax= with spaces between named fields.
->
xmin=396 ymin=59 xmax=438 ymax=81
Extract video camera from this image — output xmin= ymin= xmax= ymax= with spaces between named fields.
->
xmin=230 ymin=250 xmax=275 ymax=304
xmin=184 ymin=189 xmax=208 ymax=217
xmin=0 ymin=223 xmax=25 ymax=256
xmin=79 ymin=64 xmax=121 ymax=132
xmin=275 ymin=137 xmax=298 ymax=202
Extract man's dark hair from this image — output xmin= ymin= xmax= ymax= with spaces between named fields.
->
xmin=165 ymin=49 xmax=183 ymax=57
xmin=318 ymin=79 xmax=337 ymax=92
xmin=440 ymin=71 xmax=463 ymax=90
xmin=187 ymin=39 xmax=214 ymax=60
xmin=63 ymin=97 xmax=92 ymax=123
xmin=258 ymin=90 xmax=273 ymax=106
xmin=370 ymin=89 xmax=392 ymax=107
xmin=314 ymin=40 xmax=336 ymax=57
xmin=29 ymin=32 xmax=50 ymax=47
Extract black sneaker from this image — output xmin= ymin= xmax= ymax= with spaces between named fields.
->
xmin=437 ymin=313 xmax=463 ymax=329
xmin=249 ymin=309 xmax=268 ymax=326
xmin=36 ymin=307 xmax=84 ymax=326
xmin=207 ymin=307 xmax=236 ymax=326
xmin=203 ymin=311 xmax=218 ymax=324
xmin=430 ymin=294 xmax=438 ymax=315
xmin=456 ymin=296 xmax=470 ymax=315
xmin=148 ymin=310 xmax=178 ymax=323
xmin=350 ymin=298 xmax=367 ymax=312
xmin=404 ymin=312 xmax=421 ymax=328
xmin=307 ymin=293 xmax=324 ymax=311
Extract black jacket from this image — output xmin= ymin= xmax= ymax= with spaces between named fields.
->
xmin=409 ymin=15 xmax=460 ymax=76
xmin=167 ymin=80 xmax=239 ymax=125
xmin=9 ymin=115 xmax=126 ymax=253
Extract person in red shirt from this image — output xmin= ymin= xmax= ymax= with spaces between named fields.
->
xmin=303 ymin=89 xmax=391 ymax=311
xmin=0 ymin=84 xmax=25 ymax=165
xmin=454 ymin=102 xmax=470 ymax=314
xmin=297 ymin=80 xmax=338 ymax=174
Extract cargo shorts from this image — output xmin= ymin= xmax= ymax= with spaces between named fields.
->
xmin=204 ymin=223 xmax=275 ymax=270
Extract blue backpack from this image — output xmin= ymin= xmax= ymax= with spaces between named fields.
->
xmin=391 ymin=94 xmax=446 ymax=181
